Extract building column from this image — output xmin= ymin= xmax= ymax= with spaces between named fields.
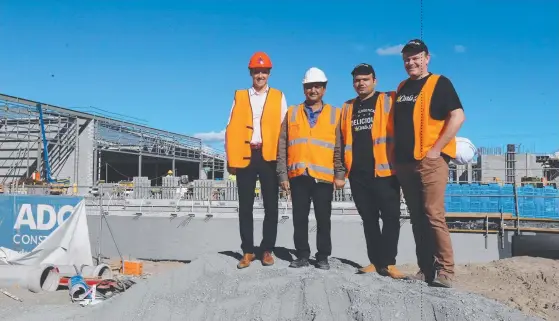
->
xmin=138 ymin=154 xmax=143 ymax=177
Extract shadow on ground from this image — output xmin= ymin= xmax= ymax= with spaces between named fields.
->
xmin=219 ymin=247 xmax=362 ymax=269
xmin=332 ymin=257 xmax=362 ymax=269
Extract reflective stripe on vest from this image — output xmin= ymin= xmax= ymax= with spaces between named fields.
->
xmin=289 ymin=138 xmax=335 ymax=149
xmin=375 ymin=93 xmax=393 ymax=173
xmin=287 ymin=162 xmax=334 ymax=176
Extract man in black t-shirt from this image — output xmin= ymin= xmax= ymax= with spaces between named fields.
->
xmin=393 ymin=39 xmax=466 ymax=288
xmin=340 ymin=63 xmax=405 ymax=279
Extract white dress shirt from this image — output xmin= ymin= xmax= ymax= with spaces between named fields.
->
xmin=225 ymin=86 xmax=288 ymax=147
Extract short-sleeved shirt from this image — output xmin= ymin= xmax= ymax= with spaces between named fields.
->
xmin=350 ymin=92 xmax=379 ymax=176
xmin=393 ymin=73 xmax=463 ymax=164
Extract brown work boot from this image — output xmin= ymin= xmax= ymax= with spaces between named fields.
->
xmin=431 ymin=272 xmax=453 ymax=288
xmin=379 ymin=265 xmax=408 ymax=280
xmin=261 ymin=251 xmax=274 ymax=266
xmin=237 ymin=253 xmax=255 ymax=269
xmin=357 ymin=264 xmax=377 ymax=274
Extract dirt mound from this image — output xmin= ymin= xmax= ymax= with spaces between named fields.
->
xmin=455 ymin=257 xmax=559 ymax=321
xmin=48 ymin=253 xmax=541 ymax=321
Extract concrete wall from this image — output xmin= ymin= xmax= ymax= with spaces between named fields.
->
xmin=86 ymin=211 xmax=517 ymax=266
xmin=480 ymin=154 xmax=543 ymax=182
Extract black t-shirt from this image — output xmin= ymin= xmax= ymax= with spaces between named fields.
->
xmin=349 ymin=92 xmax=379 ymax=176
xmin=393 ymin=73 xmax=463 ymax=164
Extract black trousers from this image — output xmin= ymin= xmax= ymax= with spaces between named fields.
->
xmin=290 ymin=175 xmax=333 ymax=261
xmin=349 ymin=171 xmax=402 ymax=267
xmin=236 ymin=149 xmax=279 ymax=254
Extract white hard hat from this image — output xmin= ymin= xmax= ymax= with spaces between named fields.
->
xmin=454 ymin=137 xmax=477 ymax=165
xmin=302 ymin=67 xmax=328 ymax=84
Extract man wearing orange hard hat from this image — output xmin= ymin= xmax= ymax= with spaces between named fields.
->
xmin=225 ymin=51 xmax=288 ymax=269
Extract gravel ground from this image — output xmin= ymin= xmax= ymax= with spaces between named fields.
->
xmin=1 ymin=253 xmax=543 ymax=321
xmin=443 ymin=257 xmax=559 ymax=321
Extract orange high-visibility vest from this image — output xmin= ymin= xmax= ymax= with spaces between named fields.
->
xmin=286 ymin=103 xmax=341 ymax=182
xmin=225 ymin=88 xmax=283 ymax=168
xmin=341 ymin=92 xmax=395 ymax=177
xmin=397 ymin=74 xmax=457 ymax=160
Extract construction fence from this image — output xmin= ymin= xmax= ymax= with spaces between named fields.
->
xmin=2 ymin=177 xmax=559 ymax=220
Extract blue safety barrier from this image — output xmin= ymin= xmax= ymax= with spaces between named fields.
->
xmin=444 ymin=184 xmax=559 ymax=219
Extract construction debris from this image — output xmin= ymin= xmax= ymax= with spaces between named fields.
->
xmin=67 ymin=273 xmax=135 ymax=304
xmin=0 ymin=289 xmax=22 ymax=302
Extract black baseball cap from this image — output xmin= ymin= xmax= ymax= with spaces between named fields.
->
xmin=351 ymin=63 xmax=376 ymax=78
xmin=401 ymin=39 xmax=429 ymax=54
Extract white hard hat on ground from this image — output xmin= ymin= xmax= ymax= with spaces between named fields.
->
xmin=302 ymin=67 xmax=328 ymax=84
xmin=454 ymin=137 xmax=477 ymax=165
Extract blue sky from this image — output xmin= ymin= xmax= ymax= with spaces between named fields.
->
xmin=1 ymin=0 xmax=558 ymax=153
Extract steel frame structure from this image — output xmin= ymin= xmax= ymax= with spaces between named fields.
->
xmin=0 ymin=93 xmax=225 ymax=184
xmin=0 ymin=99 xmax=79 ymax=184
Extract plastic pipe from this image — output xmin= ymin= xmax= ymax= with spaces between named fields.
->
xmin=57 ymin=264 xmax=113 ymax=279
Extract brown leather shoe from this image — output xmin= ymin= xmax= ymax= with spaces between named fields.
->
xmin=408 ymin=270 xmax=426 ymax=282
xmin=431 ymin=272 xmax=453 ymax=288
xmin=237 ymin=253 xmax=255 ymax=269
xmin=261 ymin=251 xmax=274 ymax=266
xmin=379 ymin=265 xmax=408 ymax=280
xmin=357 ymin=264 xmax=377 ymax=274
xmin=408 ymin=270 xmax=436 ymax=283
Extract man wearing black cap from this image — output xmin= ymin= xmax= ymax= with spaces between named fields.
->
xmin=392 ymin=39 xmax=466 ymax=288
xmin=339 ymin=63 xmax=405 ymax=279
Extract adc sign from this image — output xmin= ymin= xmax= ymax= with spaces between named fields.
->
xmin=0 ymin=194 xmax=82 ymax=253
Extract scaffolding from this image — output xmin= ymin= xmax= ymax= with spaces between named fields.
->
xmin=0 ymin=93 xmax=225 ymax=185
xmin=201 ymin=145 xmax=226 ymax=177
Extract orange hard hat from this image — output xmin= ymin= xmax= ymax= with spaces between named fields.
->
xmin=248 ymin=52 xmax=272 ymax=69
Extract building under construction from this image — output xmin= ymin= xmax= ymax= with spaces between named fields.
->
xmin=450 ymin=145 xmax=559 ymax=186
xmin=0 ymin=93 xmax=225 ymax=191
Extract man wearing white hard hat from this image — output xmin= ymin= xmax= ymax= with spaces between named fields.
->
xmin=277 ymin=67 xmax=345 ymax=270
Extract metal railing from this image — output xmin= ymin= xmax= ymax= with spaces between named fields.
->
xmin=2 ymin=179 xmax=559 ymax=244
xmin=2 ymin=179 xmax=558 ymax=219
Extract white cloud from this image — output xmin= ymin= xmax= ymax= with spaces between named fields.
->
xmin=454 ymin=45 xmax=466 ymax=53
xmin=376 ymin=44 xmax=404 ymax=56
xmin=193 ymin=129 xmax=225 ymax=142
